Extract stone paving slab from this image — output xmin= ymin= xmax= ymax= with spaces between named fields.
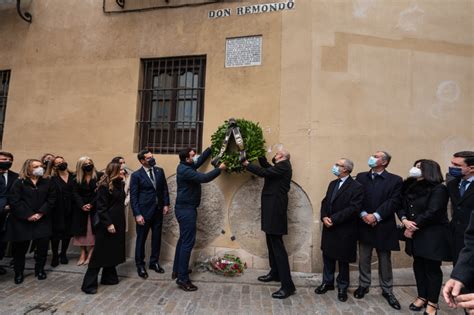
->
xmin=0 ymin=255 xmax=461 ymax=314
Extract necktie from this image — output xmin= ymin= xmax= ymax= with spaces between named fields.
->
xmin=460 ymin=180 xmax=469 ymax=197
xmin=0 ymin=174 xmax=6 ymax=194
xmin=330 ymin=180 xmax=341 ymax=203
xmin=148 ymin=168 xmax=156 ymax=189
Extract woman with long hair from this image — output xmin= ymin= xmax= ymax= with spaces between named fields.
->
xmin=46 ymin=156 xmax=75 ymax=266
xmin=71 ymin=156 xmax=101 ymax=266
xmin=398 ymin=159 xmax=452 ymax=315
xmin=81 ymin=162 xmax=126 ymax=294
xmin=4 ymin=159 xmax=56 ymax=284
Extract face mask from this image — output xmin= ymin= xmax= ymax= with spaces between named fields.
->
xmin=82 ymin=164 xmax=94 ymax=172
xmin=147 ymin=157 xmax=156 ymax=167
xmin=331 ymin=165 xmax=341 ymax=176
xmin=0 ymin=161 xmax=12 ymax=170
xmin=57 ymin=162 xmax=68 ymax=171
xmin=272 ymin=157 xmax=277 ymax=164
xmin=448 ymin=166 xmax=463 ymax=178
xmin=32 ymin=167 xmax=44 ymax=177
xmin=192 ymin=155 xmax=200 ymax=164
xmin=368 ymin=156 xmax=378 ymax=168
xmin=408 ymin=167 xmax=422 ymax=178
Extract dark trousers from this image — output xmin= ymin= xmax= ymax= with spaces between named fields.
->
xmin=12 ymin=238 xmax=48 ymax=273
xmin=322 ymin=254 xmax=350 ymax=290
xmin=413 ymin=256 xmax=442 ymax=303
xmin=266 ymin=233 xmax=295 ymax=291
xmin=81 ymin=266 xmax=118 ymax=292
xmin=358 ymin=242 xmax=393 ymax=294
xmin=173 ymin=207 xmax=197 ymax=282
xmin=0 ymin=241 xmax=6 ymax=260
xmin=51 ymin=238 xmax=70 ymax=257
xmin=135 ymin=210 xmax=163 ymax=267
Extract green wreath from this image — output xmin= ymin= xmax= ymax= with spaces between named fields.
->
xmin=211 ymin=119 xmax=266 ymax=173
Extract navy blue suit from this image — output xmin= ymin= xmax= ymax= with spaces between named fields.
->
xmin=130 ymin=166 xmax=170 ymax=268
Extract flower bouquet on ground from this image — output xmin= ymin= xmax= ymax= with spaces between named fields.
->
xmin=195 ymin=252 xmax=247 ymax=276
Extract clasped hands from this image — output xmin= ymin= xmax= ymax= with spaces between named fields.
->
xmin=27 ymin=212 xmax=43 ymax=222
xmin=401 ymin=219 xmax=419 ymax=239
xmin=362 ymin=213 xmax=378 ymax=227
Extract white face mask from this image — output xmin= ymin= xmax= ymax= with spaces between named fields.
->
xmin=32 ymin=167 xmax=44 ymax=177
xmin=408 ymin=167 xmax=422 ymax=178
xmin=192 ymin=155 xmax=200 ymax=164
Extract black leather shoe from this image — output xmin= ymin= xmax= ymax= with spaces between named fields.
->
xmin=51 ymin=255 xmax=59 ymax=267
xmin=382 ymin=291 xmax=401 ymax=310
xmin=272 ymin=288 xmax=296 ymax=299
xmin=409 ymin=297 xmax=427 ymax=311
xmin=60 ymin=255 xmax=69 ymax=265
xmin=14 ymin=272 xmax=24 ymax=284
xmin=137 ymin=266 xmax=148 ymax=279
xmin=314 ymin=283 xmax=335 ymax=294
xmin=176 ymin=279 xmax=198 ymax=292
xmin=0 ymin=266 xmax=7 ymax=275
xmin=149 ymin=263 xmax=165 ymax=273
xmin=353 ymin=286 xmax=369 ymax=299
xmin=172 ymin=269 xmax=193 ymax=280
xmin=101 ymin=279 xmax=119 ymax=285
xmin=36 ymin=270 xmax=47 ymax=280
xmin=257 ymin=273 xmax=280 ymax=283
xmin=81 ymin=288 xmax=97 ymax=294
xmin=337 ymin=289 xmax=348 ymax=302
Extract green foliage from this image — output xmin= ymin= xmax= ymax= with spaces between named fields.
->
xmin=211 ymin=119 xmax=266 ymax=173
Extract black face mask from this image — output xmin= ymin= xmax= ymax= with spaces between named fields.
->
xmin=0 ymin=161 xmax=12 ymax=170
xmin=57 ymin=162 xmax=68 ymax=171
xmin=82 ymin=164 xmax=94 ymax=172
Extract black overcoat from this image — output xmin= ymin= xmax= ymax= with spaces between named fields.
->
xmin=88 ymin=182 xmax=126 ymax=268
xmin=0 ymin=171 xmax=19 ymax=232
xmin=320 ymin=176 xmax=364 ymax=262
xmin=71 ymin=172 xmax=102 ymax=236
xmin=398 ymin=179 xmax=452 ymax=261
xmin=246 ymin=157 xmax=292 ymax=235
xmin=447 ymin=178 xmax=474 ymax=263
xmin=3 ymin=177 xmax=56 ymax=242
xmin=356 ymin=170 xmax=403 ymax=251
xmin=50 ymin=173 xmax=75 ymax=238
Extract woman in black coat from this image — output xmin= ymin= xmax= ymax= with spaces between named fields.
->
xmin=81 ymin=162 xmax=126 ymax=294
xmin=398 ymin=159 xmax=452 ymax=315
xmin=47 ymin=156 xmax=75 ymax=267
xmin=71 ymin=156 xmax=102 ymax=266
xmin=4 ymin=159 xmax=56 ymax=284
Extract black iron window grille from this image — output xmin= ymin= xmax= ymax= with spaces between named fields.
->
xmin=0 ymin=70 xmax=11 ymax=148
xmin=137 ymin=56 xmax=206 ymax=154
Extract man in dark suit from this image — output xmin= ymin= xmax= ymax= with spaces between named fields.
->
xmin=443 ymin=212 xmax=474 ymax=314
xmin=173 ymin=147 xmax=225 ymax=292
xmin=0 ymin=151 xmax=19 ymax=276
xmin=130 ymin=149 xmax=170 ymax=279
xmin=315 ymin=158 xmax=364 ymax=302
xmin=446 ymin=151 xmax=474 ymax=265
xmin=243 ymin=149 xmax=295 ymax=299
xmin=354 ymin=151 xmax=402 ymax=310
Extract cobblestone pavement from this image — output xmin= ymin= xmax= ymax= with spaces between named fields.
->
xmin=0 ymin=256 xmax=462 ymax=315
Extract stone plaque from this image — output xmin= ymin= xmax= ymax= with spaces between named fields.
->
xmin=225 ymin=36 xmax=262 ymax=68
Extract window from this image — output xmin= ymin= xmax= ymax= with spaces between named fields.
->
xmin=137 ymin=56 xmax=206 ymax=154
xmin=0 ymin=70 xmax=10 ymax=148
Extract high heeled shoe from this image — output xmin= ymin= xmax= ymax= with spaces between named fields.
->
xmin=409 ymin=297 xmax=427 ymax=311
xmin=423 ymin=302 xmax=439 ymax=315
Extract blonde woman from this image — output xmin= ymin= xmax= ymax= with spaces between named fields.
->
xmin=71 ymin=157 xmax=102 ymax=266
xmin=4 ymin=159 xmax=56 ymax=284
xmin=81 ymin=162 xmax=126 ymax=294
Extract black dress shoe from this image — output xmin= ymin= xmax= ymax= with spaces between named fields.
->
xmin=0 ymin=266 xmax=7 ymax=275
xmin=100 ymin=279 xmax=119 ymax=285
xmin=314 ymin=283 xmax=335 ymax=294
xmin=51 ymin=255 xmax=59 ymax=267
xmin=272 ymin=288 xmax=296 ymax=299
xmin=257 ymin=273 xmax=280 ymax=282
xmin=176 ymin=279 xmax=198 ymax=292
xmin=382 ymin=291 xmax=401 ymax=310
xmin=36 ymin=270 xmax=47 ymax=280
xmin=353 ymin=286 xmax=369 ymax=299
xmin=149 ymin=263 xmax=165 ymax=273
xmin=60 ymin=255 xmax=69 ymax=265
xmin=137 ymin=266 xmax=148 ymax=279
xmin=81 ymin=288 xmax=97 ymax=294
xmin=337 ymin=289 xmax=348 ymax=302
xmin=14 ymin=272 xmax=24 ymax=284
